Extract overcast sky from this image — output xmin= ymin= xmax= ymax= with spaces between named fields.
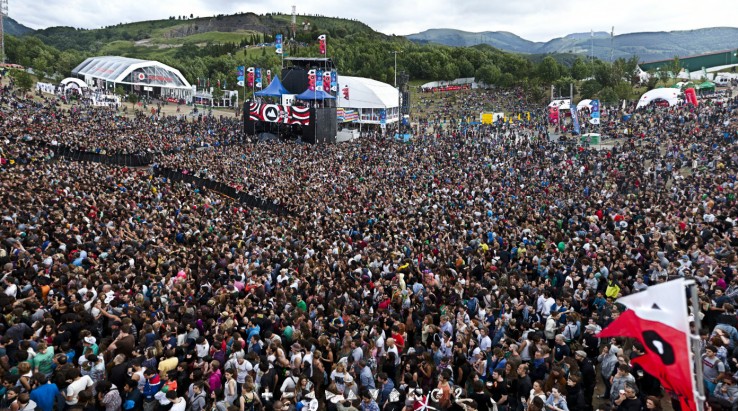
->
xmin=10 ymin=0 xmax=736 ymax=42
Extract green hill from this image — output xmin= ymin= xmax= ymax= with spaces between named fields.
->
xmin=407 ymin=27 xmax=738 ymax=62
xmin=3 ymin=16 xmax=33 ymax=36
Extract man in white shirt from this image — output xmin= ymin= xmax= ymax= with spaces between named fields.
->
xmin=477 ymin=328 xmax=492 ymax=352
xmin=65 ymin=369 xmax=94 ymax=405
xmin=166 ymin=390 xmax=186 ymax=411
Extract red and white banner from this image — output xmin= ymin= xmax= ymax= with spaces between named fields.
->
xmin=318 ymin=34 xmax=326 ymax=55
xmin=249 ymin=102 xmax=310 ymax=125
xmin=597 ymin=279 xmax=695 ymax=411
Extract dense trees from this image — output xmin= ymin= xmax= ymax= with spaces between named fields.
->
xmin=6 ymin=13 xmax=649 ymax=105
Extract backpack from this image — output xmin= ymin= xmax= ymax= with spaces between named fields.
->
xmin=605 ymin=282 xmax=621 ymax=298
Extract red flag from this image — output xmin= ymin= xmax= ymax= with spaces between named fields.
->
xmin=318 ymin=34 xmax=326 ymax=55
xmin=342 ymin=85 xmax=349 ymax=100
xmin=597 ymin=279 xmax=695 ymax=411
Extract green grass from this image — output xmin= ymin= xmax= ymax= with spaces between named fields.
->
xmin=153 ymin=31 xmax=260 ymax=45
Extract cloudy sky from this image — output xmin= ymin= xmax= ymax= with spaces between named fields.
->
xmin=10 ymin=0 xmax=736 ymax=41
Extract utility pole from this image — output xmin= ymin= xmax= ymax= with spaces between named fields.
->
xmin=390 ymin=50 xmax=402 ymax=128
xmin=391 ymin=50 xmax=401 ymax=87
xmin=0 ymin=0 xmax=7 ymax=64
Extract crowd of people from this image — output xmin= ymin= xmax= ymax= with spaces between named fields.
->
xmin=2 ymin=82 xmax=242 ymax=156
xmin=1 ymin=75 xmax=738 ymax=411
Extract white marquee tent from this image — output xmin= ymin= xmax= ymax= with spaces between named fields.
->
xmin=60 ymin=77 xmax=89 ymax=92
xmin=337 ymin=75 xmax=400 ymax=125
xmin=636 ymin=88 xmax=681 ymax=109
xmin=577 ymin=99 xmax=593 ymax=111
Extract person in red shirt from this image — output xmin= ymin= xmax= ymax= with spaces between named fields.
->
xmin=391 ymin=325 xmax=405 ymax=354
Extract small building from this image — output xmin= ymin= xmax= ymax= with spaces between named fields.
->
xmin=71 ymin=56 xmax=194 ymax=103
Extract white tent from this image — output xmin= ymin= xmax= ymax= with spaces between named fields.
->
xmin=337 ymin=75 xmax=400 ymax=125
xmin=577 ymin=99 xmax=592 ymax=111
xmin=548 ymin=99 xmax=571 ymax=110
xmin=636 ymin=88 xmax=681 ymax=109
xmin=60 ymin=77 xmax=88 ymax=91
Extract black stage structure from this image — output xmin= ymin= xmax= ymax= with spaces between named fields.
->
xmin=244 ymin=57 xmax=337 ymax=144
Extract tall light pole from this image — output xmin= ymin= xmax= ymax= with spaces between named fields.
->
xmin=391 ymin=50 xmax=401 ymax=87
xmin=390 ymin=50 xmax=402 ymax=127
xmin=0 ymin=0 xmax=7 ymax=64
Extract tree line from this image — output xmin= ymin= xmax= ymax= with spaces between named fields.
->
xmin=5 ymin=16 xmax=653 ymax=105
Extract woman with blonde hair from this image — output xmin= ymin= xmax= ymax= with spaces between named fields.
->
xmin=239 ymin=378 xmax=262 ymax=411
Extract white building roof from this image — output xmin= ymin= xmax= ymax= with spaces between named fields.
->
xmin=71 ymin=56 xmax=191 ymax=89
xmin=337 ymin=75 xmax=399 ymax=109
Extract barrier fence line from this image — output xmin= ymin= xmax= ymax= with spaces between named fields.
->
xmin=5 ymin=137 xmax=290 ymax=216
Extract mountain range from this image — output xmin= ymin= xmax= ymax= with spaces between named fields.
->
xmin=4 ymin=12 xmax=738 ymax=64
xmin=2 ymin=16 xmax=33 ymax=37
xmin=406 ymin=27 xmax=738 ymax=62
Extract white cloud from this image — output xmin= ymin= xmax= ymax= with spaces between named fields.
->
xmin=9 ymin=0 xmax=737 ymax=42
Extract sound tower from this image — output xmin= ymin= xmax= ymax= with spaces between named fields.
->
xmin=303 ymin=107 xmax=337 ymax=144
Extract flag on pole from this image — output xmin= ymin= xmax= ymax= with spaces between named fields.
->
xmin=275 ymin=34 xmax=283 ymax=54
xmin=322 ymin=71 xmax=331 ymax=92
xmin=597 ymin=279 xmax=695 ymax=411
xmin=316 ymin=69 xmax=324 ymax=91
xmin=330 ymin=71 xmax=337 ymax=92
xmin=246 ymin=67 xmax=255 ymax=88
xmin=255 ymin=68 xmax=262 ymax=89
xmin=589 ymin=99 xmax=600 ymax=125
xmin=266 ymin=70 xmax=272 ymax=85
xmin=342 ymin=84 xmax=349 ymax=100
xmin=307 ymin=70 xmax=316 ymax=91
xmin=318 ymin=34 xmax=326 ymax=55
xmin=571 ymin=103 xmax=581 ymax=134
xmin=237 ymin=66 xmax=245 ymax=82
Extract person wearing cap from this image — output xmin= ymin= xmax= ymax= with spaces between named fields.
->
xmin=581 ymin=324 xmax=599 ymax=358
xmin=81 ymin=336 xmax=98 ymax=358
xmin=573 ymin=351 xmax=595 ymax=411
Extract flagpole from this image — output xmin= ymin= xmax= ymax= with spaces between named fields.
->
xmin=686 ymin=279 xmax=707 ymax=411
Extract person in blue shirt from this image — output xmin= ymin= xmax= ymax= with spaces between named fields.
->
xmin=30 ymin=374 xmax=61 ymax=411
xmin=359 ymin=391 xmax=380 ymax=411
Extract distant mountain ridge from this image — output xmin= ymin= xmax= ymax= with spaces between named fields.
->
xmin=3 ymin=16 xmax=33 ymax=36
xmin=406 ymin=27 xmax=738 ymax=62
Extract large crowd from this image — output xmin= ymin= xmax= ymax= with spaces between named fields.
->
xmin=2 ymin=85 xmax=242 ymax=156
xmin=1 ymin=74 xmax=738 ymax=411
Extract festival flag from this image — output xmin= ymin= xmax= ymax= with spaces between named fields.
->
xmin=316 ymin=69 xmax=324 ymax=91
xmin=342 ymin=84 xmax=349 ymax=100
xmin=255 ymin=68 xmax=262 ymax=89
xmin=275 ymin=34 xmax=283 ymax=54
xmin=323 ymin=71 xmax=331 ymax=93
xmin=571 ymin=102 xmax=581 ymax=134
xmin=589 ymin=99 xmax=600 ymax=125
xmin=237 ymin=66 xmax=245 ymax=82
xmin=308 ymin=70 xmax=316 ymax=92
xmin=330 ymin=71 xmax=337 ymax=92
xmin=597 ymin=279 xmax=695 ymax=411
xmin=318 ymin=34 xmax=326 ymax=55
xmin=266 ymin=70 xmax=272 ymax=85
xmin=246 ymin=67 xmax=255 ymax=88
